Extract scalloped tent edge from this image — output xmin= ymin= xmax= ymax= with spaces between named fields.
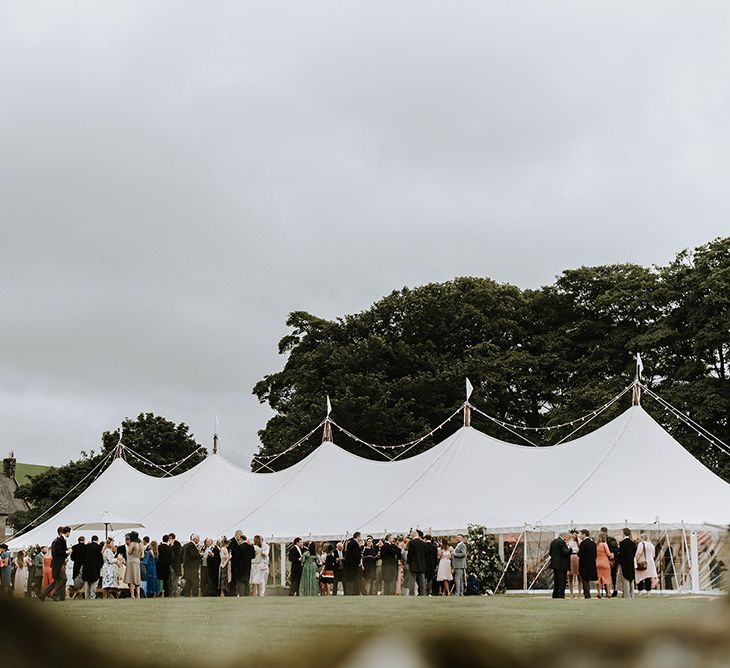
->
xmin=9 ymin=406 xmax=729 ymax=550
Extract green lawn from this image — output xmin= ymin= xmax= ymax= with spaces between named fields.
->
xmin=15 ymin=462 xmax=50 ymax=486
xmin=36 ymin=594 xmax=717 ymax=664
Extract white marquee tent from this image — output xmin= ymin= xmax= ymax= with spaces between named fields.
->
xmin=10 ymin=405 xmax=730 ymax=552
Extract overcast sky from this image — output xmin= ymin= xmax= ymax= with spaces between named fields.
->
xmin=2 ymin=1 xmax=729 ymax=469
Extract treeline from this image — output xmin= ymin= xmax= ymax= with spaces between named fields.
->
xmin=253 ymin=237 xmax=730 ymax=481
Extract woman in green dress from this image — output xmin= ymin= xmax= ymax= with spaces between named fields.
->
xmin=299 ymin=541 xmax=321 ymax=596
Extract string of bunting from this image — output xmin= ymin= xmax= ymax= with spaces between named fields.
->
xmin=118 ymin=442 xmax=207 ymax=477
xmin=330 ymin=405 xmax=463 ymax=452
xmin=474 ymin=384 xmax=634 ymax=433
xmin=250 ymin=419 xmax=327 ymax=472
xmin=326 ymin=422 xmax=395 ymax=460
xmin=640 ymin=385 xmax=730 ymax=457
xmin=553 ymin=385 xmax=634 ymax=445
xmin=470 ymin=405 xmax=539 ymax=447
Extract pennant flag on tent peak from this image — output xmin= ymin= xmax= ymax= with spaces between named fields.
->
xmin=636 ymin=353 xmax=644 ymax=380
xmin=326 ymin=395 xmax=332 ymax=416
xmin=465 ymin=378 xmax=474 ymax=401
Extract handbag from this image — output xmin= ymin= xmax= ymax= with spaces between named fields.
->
xmin=636 ymin=543 xmax=647 ymax=571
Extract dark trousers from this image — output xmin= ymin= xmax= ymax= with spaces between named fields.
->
xmin=382 ymin=573 xmax=397 ymax=595
xmin=182 ymin=570 xmax=200 ymax=597
xmin=611 ymin=564 xmax=618 ymax=593
xmin=343 ymin=570 xmax=357 ymax=595
xmin=169 ymin=572 xmax=180 ymax=596
xmin=411 ymin=572 xmax=426 ymax=596
xmin=332 ymin=568 xmax=343 ymax=595
xmin=33 ymin=576 xmax=43 ymax=597
xmin=552 ymin=569 xmax=567 ymax=598
xmin=582 ymin=577 xmax=594 ymax=598
xmin=289 ymin=569 xmax=302 ymax=596
xmin=41 ymin=562 xmax=67 ymax=600
xmin=201 ymin=567 xmax=210 ymax=596
xmin=161 ymin=572 xmax=171 ymax=597
xmin=637 ymin=577 xmax=653 ymax=592
xmin=237 ymin=579 xmax=250 ymax=597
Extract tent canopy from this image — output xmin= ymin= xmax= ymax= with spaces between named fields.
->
xmin=9 ymin=406 xmax=730 ymax=548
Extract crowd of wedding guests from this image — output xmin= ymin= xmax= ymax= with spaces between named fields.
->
xmin=6 ymin=524 xmax=721 ymax=600
xmin=3 ymin=526 xmax=469 ymax=600
xmin=549 ymin=527 xmax=662 ymax=599
xmin=287 ymin=530 xmax=469 ymax=597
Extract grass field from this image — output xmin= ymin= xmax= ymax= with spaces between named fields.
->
xmin=36 ymin=594 xmax=719 ymax=664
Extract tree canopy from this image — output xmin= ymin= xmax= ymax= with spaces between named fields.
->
xmin=11 ymin=413 xmax=205 ymax=535
xmin=253 ymin=237 xmax=730 ymax=481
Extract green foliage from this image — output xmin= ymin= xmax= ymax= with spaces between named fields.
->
xmin=466 ymin=524 xmax=504 ymax=593
xmin=253 ymin=237 xmax=730 ymax=482
xmin=100 ymin=413 xmax=206 ymax=475
xmin=11 ymin=413 xmax=205 ymax=536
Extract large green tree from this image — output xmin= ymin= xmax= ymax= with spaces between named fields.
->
xmin=649 ymin=237 xmax=730 ymax=480
xmin=253 ymin=238 xmax=730 ymax=481
xmin=11 ymin=413 xmax=205 ymax=536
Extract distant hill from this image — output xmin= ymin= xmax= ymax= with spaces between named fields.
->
xmin=15 ymin=462 xmax=50 ymax=487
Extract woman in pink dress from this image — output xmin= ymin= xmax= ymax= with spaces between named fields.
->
xmin=42 ymin=548 xmax=53 ymax=590
xmin=595 ymin=533 xmax=613 ymax=598
xmin=436 ymin=539 xmax=453 ymax=596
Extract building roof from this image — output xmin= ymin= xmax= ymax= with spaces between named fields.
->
xmin=0 ymin=475 xmax=29 ymax=516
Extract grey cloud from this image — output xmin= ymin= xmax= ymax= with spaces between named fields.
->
xmin=1 ymin=1 xmax=729 ymax=467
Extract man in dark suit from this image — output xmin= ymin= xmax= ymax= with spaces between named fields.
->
xmin=169 ymin=533 xmax=183 ymax=596
xmin=39 ymin=526 xmax=71 ymax=601
xmin=182 ymin=534 xmax=203 ymax=597
xmin=206 ymin=539 xmax=221 ymax=596
xmin=239 ymin=535 xmax=254 ymax=596
xmin=424 ymin=535 xmax=439 ymax=595
xmin=379 ymin=534 xmax=401 ymax=595
xmin=578 ymin=529 xmax=598 ymax=599
xmin=549 ymin=532 xmax=571 ymax=599
xmin=81 ymin=535 xmax=103 ymax=599
xmin=618 ymin=527 xmax=637 ymax=599
xmin=228 ymin=531 xmax=252 ymax=596
xmin=228 ymin=532 xmax=242 ymax=595
xmin=332 ymin=542 xmax=345 ymax=595
xmin=288 ymin=537 xmax=303 ymax=596
xmin=407 ymin=530 xmax=427 ymax=596
xmin=70 ymin=536 xmax=86 ymax=581
xmin=157 ymin=534 xmax=172 ymax=597
xmin=343 ymin=532 xmax=363 ymax=595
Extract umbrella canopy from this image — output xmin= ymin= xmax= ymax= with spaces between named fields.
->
xmin=69 ymin=511 xmax=144 ymax=540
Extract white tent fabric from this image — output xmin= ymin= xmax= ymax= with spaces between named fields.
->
xmin=9 ymin=406 xmax=730 ymax=548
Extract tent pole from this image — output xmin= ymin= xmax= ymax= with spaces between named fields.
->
xmin=494 ymin=530 xmax=524 ymax=592
xmin=498 ymin=534 xmax=505 ymax=563
xmin=681 ymin=524 xmax=689 ymax=589
xmin=280 ymin=543 xmax=286 ymax=588
xmin=690 ymin=531 xmax=700 ymax=593
xmin=528 ymin=555 xmax=550 ymax=591
xmin=463 ymin=403 xmax=471 ymax=427
xmin=664 ymin=526 xmax=680 ymax=593
xmin=523 ymin=528 xmax=529 ymax=591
